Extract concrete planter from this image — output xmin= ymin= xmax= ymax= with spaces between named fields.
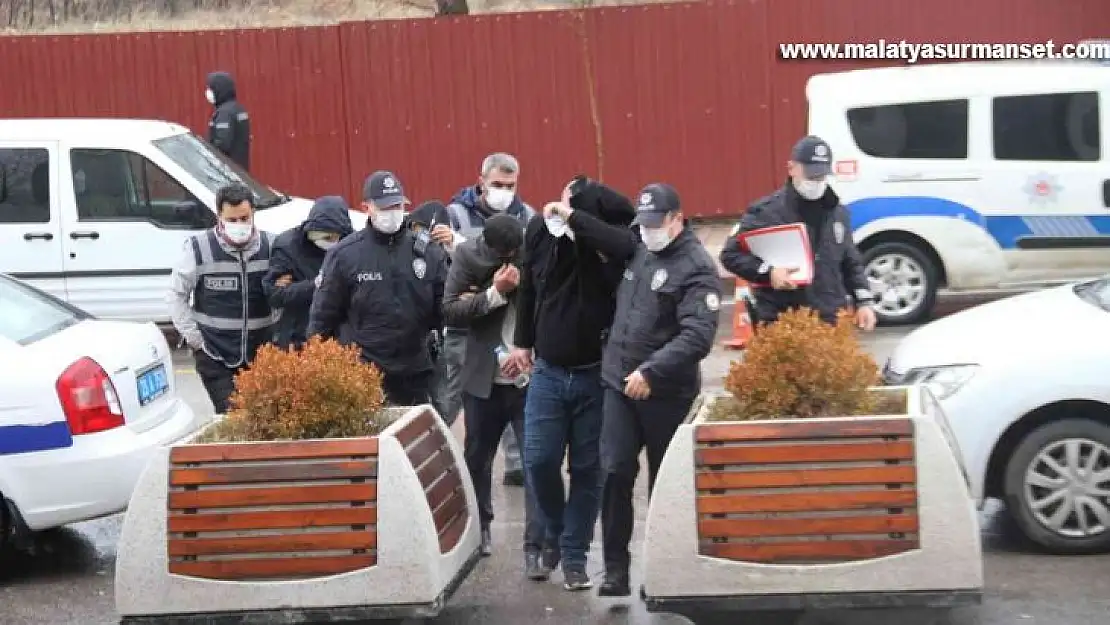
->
xmin=642 ymin=385 xmax=983 ymax=617
xmin=115 ymin=405 xmax=480 ymax=624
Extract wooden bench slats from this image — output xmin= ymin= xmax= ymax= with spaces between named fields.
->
xmin=696 ymin=441 xmax=914 ymax=466
xmin=169 ymin=484 xmax=377 ymax=510
xmin=416 ymin=449 xmax=456 ymax=490
xmin=168 ymin=507 xmax=377 ymax=533
xmin=395 ymin=410 xmax=436 ymax=448
xmin=698 ymin=513 xmax=919 ymax=539
xmin=169 ymin=461 xmax=376 ymax=486
xmin=700 ymin=539 xmax=919 ymax=563
xmin=431 ymin=491 xmax=467 ymax=530
xmin=169 ymin=554 xmax=376 ymax=579
xmin=170 ymin=439 xmax=378 ymax=464
xmin=168 ymin=530 xmax=376 ymax=557
xmin=695 ymin=465 xmax=917 ymax=490
xmin=696 ymin=420 xmax=913 ymax=443
xmin=407 ymin=428 xmax=449 ymax=468
xmin=438 ymin=508 xmax=467 ymax=553
xmin=697 ymin=490 xmax=917 ymax=515
xmin=425 ymin=469 xmax=463 ymax=511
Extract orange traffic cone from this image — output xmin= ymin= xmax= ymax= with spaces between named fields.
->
xmin=722 ymin=278 xmax=754 ymax=350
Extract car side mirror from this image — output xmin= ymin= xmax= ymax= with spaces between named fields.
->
xmin=174 ymin=200 xmax=215 ymax=229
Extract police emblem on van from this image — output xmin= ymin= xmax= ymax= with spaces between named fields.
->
xmin=412 ymin=258 xmax=426 ymax=279
xmin=203 ymin=276 xmax=238 ymax=291
xmin=651 ymin=268 xmax=668 ymax=291
xmin=1024 ymin=172 xmax=1061 ymax=205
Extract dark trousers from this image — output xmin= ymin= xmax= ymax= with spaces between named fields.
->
xmin=600 ymin=388 xmax=695 ymax=574
xmin=193 ymin=350 xmax=246 ymax=414
xmin=462 ymin=385 xmax=545 ymax=553
xmin=522 ymin=359 xmax=605 ymax=569
xmin=382 ymin=370 xmax=433 ymax=406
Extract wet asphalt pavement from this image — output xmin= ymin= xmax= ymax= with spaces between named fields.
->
xmin=3 ymin=290 xmax=1110 ymax=624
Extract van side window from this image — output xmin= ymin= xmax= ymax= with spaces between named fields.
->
xmin=0 ymin=148 xmax=50 ymax=224
xmin=70 ymin=148 xmax=215 ymax=229
xmin=992 ymin=92 xmax=1100 ymax=162
xmin=846 ymin=100 xmax=969 ymax=159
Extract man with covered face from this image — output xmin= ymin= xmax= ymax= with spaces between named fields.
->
xmin=719 ymin=135 xmax=877 ymax=331
xmin=504 ymin=176 xmax=637 ymax=591
xmin=205 ymin=71 xmax=251 ymax=171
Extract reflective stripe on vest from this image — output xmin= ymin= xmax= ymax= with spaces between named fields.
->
xmin=191 ymin=230 xmax=273 ymax=367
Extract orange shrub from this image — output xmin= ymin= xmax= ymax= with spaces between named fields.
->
xmin=217 ymin=336 xmax=388 ymax=441
xmin=720 ymin=307 xmax=881 ymax=420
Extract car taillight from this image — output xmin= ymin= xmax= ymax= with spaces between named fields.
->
xmin=56 ymin=357 xmax=125 ymax=435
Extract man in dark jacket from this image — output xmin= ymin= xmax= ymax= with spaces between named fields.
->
xmin=307 ymin=171 xmax=448 ymax=405
xmin=263 ymin=196 xmax=354 ymax=349
xmin=561 ymin=183 xmax=720 ymax=597
xmin=167 ymin=183 xmax=274 ymax=413
xmin=506 ymin=177 xmax=637 ymax=591
xmin=441 ymin=214 xmax=546 ymax=573
xmin=719 ymin=135 xmax=877 ymax=331
xmin=436 ymin=153 xmax=536 ymax=486
xmin=206 ymin=71 xmax=251 ymax=171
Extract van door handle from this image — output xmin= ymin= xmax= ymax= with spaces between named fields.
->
xmin=70 ymin=231 xmax=100 ymax=240
xmin=23 ymin=232 xmax=54 ymax=241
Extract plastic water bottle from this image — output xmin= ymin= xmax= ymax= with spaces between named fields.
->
xmin=494 ymin=345 xmax=530 ymax=388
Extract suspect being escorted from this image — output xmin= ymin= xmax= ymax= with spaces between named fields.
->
xmin=719 ymin=135 xmax=877 ymax=331
xmin=307 ymin=171 xmax=449 ymax=405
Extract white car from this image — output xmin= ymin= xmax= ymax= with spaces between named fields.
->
xmin=0 ymin=273 xmax=205 ymax=548
xmin=885 ymin=276 xmax=1110 ymax=554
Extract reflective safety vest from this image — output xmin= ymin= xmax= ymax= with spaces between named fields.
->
xmin=191 ymin=230 xmax=274 ymax=368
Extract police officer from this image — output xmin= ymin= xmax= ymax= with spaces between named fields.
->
xmin=168 ymin=183 xmax=275 ymax=413
xmin=205 ymin=71 xmax=251 ymax=171
xmin=720 ymin=135 xmax=878 ymax=331
xmin=598 ymin=183 xmax=721 ymax=597
xmin=307 ymin=171 xmax=449 ymax=405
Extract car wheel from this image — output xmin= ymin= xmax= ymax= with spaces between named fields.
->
xmin=861 ymin=241 xmax=938 ymax=326
xmin=1003 ymin=419 xmax=1110 ymax=554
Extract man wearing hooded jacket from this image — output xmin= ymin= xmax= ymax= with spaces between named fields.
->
xmin=263 ymin=196 xmax=355 ymax=350
xmin=205 ymin=71 xmax=251 ymax=171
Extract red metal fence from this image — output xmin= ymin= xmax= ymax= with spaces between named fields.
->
xmin=2 ymin=0 xmax=1108 ymax=218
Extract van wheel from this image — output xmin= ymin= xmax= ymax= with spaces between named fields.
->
xmin=860 ymin=241 xmax=938 ymax=325
xmin=1003 ymin=419 xmax=1110 ymax=555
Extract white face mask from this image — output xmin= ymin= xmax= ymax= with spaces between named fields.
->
xmin=794 ymin=178 xmax=828 ymax=201
xmin=545 ymin=216 xmax=568 ymax=238
xmin=205 ymin=88 xmax=216 ymax=105
xmin=371 ymin=209 xmax=405 ymax=234
xmin=640 ymin=226 xmax=675 ymax=252
xmin=314 ymin=239 xmax=337 ymax=251
xmin=222 ymin=221 xmax=253 ymax=245
xmin=485 ymin=187 xmax=515 ymax=212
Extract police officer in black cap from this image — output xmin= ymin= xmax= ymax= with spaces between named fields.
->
xmin=307 ymin=171 xmax=449 ymax=405
xmin=720 ymin=135 xmax=878 ymax=331
xmin=595 ymin=183 xmax=721 ymax=597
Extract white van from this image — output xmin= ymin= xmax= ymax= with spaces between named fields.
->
xmin=808 ymin=60 xmax=1110 ymax=324
xmin=0 ymin=119 xmax=365 ymax=324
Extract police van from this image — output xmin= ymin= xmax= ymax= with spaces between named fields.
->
xmin=807 ymin=57 xmax=1110 ymax=324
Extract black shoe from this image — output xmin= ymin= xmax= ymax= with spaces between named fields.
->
xmin=542 ymin=546 xmax=561 ymax=571
xmin=525 ymin=552 xmax=550 ymax=581
xmin=502 ymin=469 xmax=525 ymax=486
xmin=598 ymin=570 xmax=631 ymax=597
xmin=562 ymin=566 xmax=592 ymax=591
xmin=480 ymin=528 xmax=492 ymax=557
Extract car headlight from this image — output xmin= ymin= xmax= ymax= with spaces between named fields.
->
xmin=904 ymin=364 xmax=979 ymax=400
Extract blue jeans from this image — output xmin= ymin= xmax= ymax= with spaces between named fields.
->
xmin=523 ymin=358 xmax=604 ymax=569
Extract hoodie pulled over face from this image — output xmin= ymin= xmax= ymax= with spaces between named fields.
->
xmin=206 ymin=71 xmax=238 ymax=107
xmin=568 ymin=179 xmax=636 ymax=227
xmin=302 ymin=195 xmax=354 ymax=250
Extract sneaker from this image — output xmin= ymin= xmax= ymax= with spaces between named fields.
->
xmin=597 ymin=570 xmax=631 ymax=597
xmin=525 ymin=552 xmax=550 ymax=581
xmin=562 ymin=567 xmax=593 ymax=591
xmin=502 ymin=469 xmax=525 ymax=487
xmin=479 ymin=528 xmax=492 ymax=557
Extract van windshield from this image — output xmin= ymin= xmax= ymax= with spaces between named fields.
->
xmin=152 ymin=133 xmax=289 ymax=209
xmin=0 ymin=275 xmax=90 ymax=346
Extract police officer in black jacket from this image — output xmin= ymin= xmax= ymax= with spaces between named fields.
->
xmin=720 ymin=135 xmax=877 ymax=331
xmin=562 ymin=183 xmax=721 ymax=597
xmin=205 ymin=71 xmax=251 ymax=171
xmin=307 ymin=171 xmax=449 ymax=405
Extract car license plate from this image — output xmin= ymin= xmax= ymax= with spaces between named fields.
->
xmin=136 ymin=363 xmax=169 ymax=406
